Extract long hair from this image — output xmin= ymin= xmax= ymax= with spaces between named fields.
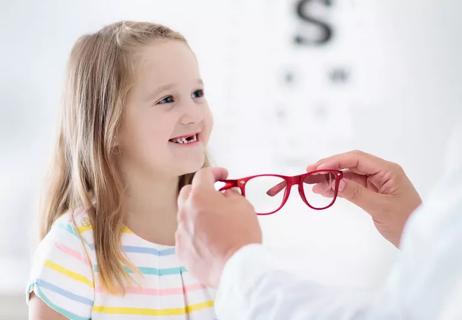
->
xmin=40 ymin=21 xmax=209 ymax=293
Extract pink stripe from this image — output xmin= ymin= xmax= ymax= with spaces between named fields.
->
xmin=95 ymin=283 xmax=207 ymax=296
xmin=54 ymin=241 xmax=91 ymax=266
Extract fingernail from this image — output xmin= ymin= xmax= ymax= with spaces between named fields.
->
xmin=339 ymin=180 xmax=346 ymax=192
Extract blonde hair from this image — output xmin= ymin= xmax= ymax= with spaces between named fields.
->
xmin=40 ymin=21 xmax=208 ymax=293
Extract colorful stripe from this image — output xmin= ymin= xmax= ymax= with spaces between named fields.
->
xmin=59 ymin=222 xmax=175 ymax=256
xmin=45 ymin=260 xmax=93 ymax=287
xmin=54 ymin=241 xmax=91 ymax=266
xmin=77 ymin=225 xmax=131 ymax=234
xmin=95 ymin=283 xmax=206 ymax=296
xmin=92 ymin=265 xmax=187 ymax=276
xmin=92 ymin=300 xmax=214 ymax=316
xmin=34 ymin=285 xmax=90 ymax=320
xmin=59 ymin=222 xmax=80 ymax=237
xmin=38 ymin=218 xmax=216 ymax=319
xmin=77 ymin=225 xmax=92 ymax=233
xmin=57 ymin=223 xmax=93 ymax=250
xmin=135 ymin=266 xmax=186 ymax=276
xmin=35 ymin=279 xmax=93 ymax=305
xmin=123 ymin=245 xmax=175 ymax=256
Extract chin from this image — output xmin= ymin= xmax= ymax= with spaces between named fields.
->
xmin=177 ymin=157 xmax=206 ymax=176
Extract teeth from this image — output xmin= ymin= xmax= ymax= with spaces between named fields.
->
xmin=170 ymin=134 xmax=198 ymax=144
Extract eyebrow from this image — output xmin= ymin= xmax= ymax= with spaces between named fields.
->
xmin=147 ymin=79 xmax=204 ymax=101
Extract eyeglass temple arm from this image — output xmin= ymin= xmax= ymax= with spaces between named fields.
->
xmin=266 ymin=174 xmax=331 ymax=197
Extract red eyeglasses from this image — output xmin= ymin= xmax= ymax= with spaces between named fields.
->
xmin=217 ymin=169 xmax=343 ymax=215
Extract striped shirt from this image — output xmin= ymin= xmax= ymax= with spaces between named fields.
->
xmin=27 ymin=210 xmax=217 ymax=319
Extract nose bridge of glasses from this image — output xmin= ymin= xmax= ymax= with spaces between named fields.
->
xmin=266 ymin=176 xmax=298 ymax=197
xmin=303 ymin=173 xmax=330 ymax=185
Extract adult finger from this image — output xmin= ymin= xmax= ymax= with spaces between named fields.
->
xmin=178 ymin=184 xmax=192 ymax=207
xmin=337 ymin=179 xmax=384 ymax=218
xmin=223 ymin=188 xmax=242 ymax=198
xmin=307 ymin=165 xmax=373 ymax=190
xmin=309 ymin=150 xmax=389 ymax=176
xmin=174 ymin=225 xmax=188 ymax=261
xmin=191 ymin=167 xmax=229 ymax=191
xmin=342 ymin=171 xmax=371 ymax=189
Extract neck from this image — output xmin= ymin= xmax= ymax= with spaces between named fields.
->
xmin=122 ymin=169 xmax=180 ymax=246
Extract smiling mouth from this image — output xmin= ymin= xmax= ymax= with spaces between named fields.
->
xmin=168 ymin=133 xmax=199 ymax=145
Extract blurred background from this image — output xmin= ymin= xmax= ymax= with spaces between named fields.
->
xmin=1 ymin=0 xmax=461 ymax=318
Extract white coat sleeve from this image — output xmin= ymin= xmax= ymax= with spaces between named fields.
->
xmin=214 ymin=244 xmax=394 ymax=320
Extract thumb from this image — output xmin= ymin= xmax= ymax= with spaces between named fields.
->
xmin=178 ymin=184 xmax=192 ymax=208
xmin=192 ymin=167 xmax=229 ymax=191
xmin=338 ymin=179 xmax=383 ymax=218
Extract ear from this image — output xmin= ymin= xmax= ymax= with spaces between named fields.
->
xmin=112 ymin=146 xmax=120 ymax=155
xmin=111 ymin=138 xmax=121 ymax=155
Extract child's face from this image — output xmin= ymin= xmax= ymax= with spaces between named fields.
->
xmin=119 ymin=40 xmax=213 ymax=179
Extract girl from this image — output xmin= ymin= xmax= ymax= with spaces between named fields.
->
xmin=27 ymin=21 xmax=216 ymax=319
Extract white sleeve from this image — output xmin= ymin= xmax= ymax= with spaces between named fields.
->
xmin=383 ymin=122 xmax=462 ymax=320
xmin=215 ymin=244 xmax=389 ymax=320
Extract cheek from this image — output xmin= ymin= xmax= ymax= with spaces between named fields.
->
xmin=130 ymin=118 xmax=171 ymax=151
xmin=203 ymin=108 xmax=214 ymax=142
xmin=143 ymin=112 xmax=174 ymax=137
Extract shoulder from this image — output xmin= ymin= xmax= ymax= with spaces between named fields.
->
xmin=27 ymin=209 xmax=95 ymax=319
xmin=30 ymin=209 xmax=95 ymax=282
xmin=39 ymin=210 xmax=93 ymax=248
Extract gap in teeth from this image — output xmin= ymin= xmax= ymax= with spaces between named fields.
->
xmin=171 ymin=134 xmax=197 ymax=144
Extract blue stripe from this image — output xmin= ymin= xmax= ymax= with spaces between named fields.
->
xmin=34 ymin=285 xmax=90 ymax=320
xmin=58 ymin=222 xmax=79 ymax=237
xmin=35 ymin=279 xmax=93 ymax=306
xmin=136 ymin=266 xmax=187 ymax=276
xmin=122 ymin=245 xmax=175 ymax=256
xmin=58 ymin=223 xmax=94 ymax=249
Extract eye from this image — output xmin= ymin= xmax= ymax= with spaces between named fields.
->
xmin=157 ymin=95 xmax=175 ymax=105
xmin=192 ymin=89 xmax=204 ymax=99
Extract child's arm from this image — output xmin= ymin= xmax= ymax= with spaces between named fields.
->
xmin=28 ymin=293 xmax=68 ymax=320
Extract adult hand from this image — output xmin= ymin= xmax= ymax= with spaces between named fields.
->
xmin=308 ymin=150 xmax=422 ymax=247
xmin=175 ymin=167 xmax=262 ymax=288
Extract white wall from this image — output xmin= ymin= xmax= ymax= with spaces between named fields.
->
xmin=1 ymin=0 xmax=461 ymax=318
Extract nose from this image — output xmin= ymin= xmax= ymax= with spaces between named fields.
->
xmin=179 ymin=101 xmax=203 ymax=126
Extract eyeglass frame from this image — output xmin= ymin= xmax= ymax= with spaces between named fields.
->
xmin=218 ymin=169 xmax=344 ymax=215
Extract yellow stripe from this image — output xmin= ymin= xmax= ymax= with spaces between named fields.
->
xmin=93 ymin=300 xmax=214 ymax=316
xmin=122 ymin=226 xmax=133 ymax=233
xmin=76 ymin=225 xmax=132 ymax=233
xmin=44 ymin=260 xmax=93 ymax=288
xmin=77 ymin=225 xmax=92 ymax=233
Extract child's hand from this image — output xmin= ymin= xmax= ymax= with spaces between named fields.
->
xmin=308 ymin=150 xmax=422 ymax=247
